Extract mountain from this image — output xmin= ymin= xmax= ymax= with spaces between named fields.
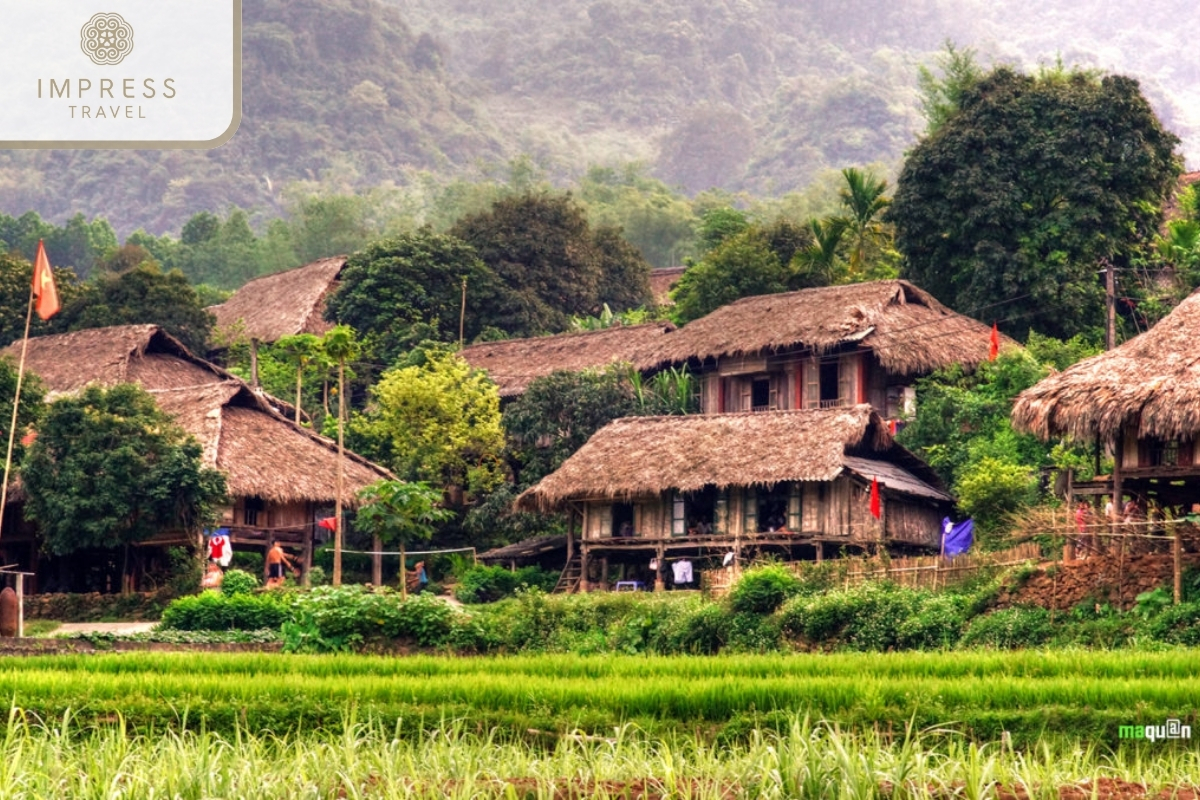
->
xmin=0 ymin=0 xmax=1193 ymax=236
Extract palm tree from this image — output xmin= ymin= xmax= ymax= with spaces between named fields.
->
xmin=275 ymin=333 xmax=323 ymax=425
xmin=793 ymin=217 xmax=847 ymax=286
xmin=838 ymin=167 xmax=891 ymax=278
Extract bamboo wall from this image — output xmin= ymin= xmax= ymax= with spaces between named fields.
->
xmin=582 ymin=476 xmax=926 ymax=543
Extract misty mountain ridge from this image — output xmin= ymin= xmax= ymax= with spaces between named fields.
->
xmin=0 ymin=0 xmax=1193 ymax=237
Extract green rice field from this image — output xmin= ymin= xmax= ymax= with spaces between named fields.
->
xmin=2 ymin=650 xmax=1199 ymax=747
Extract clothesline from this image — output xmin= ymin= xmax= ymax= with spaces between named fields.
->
xmin=339 ymin=546 xmax=477 ymax=558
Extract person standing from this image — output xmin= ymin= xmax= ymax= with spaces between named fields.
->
xmin=264 ymin=541 xmax=297 ymax=589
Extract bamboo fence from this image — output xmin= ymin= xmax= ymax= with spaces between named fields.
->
xmin=704 ymin=543 xmax=1042 ymax=596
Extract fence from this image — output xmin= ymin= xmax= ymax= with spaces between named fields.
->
xmin=704 ymin=543 xmax=1042 ymax=597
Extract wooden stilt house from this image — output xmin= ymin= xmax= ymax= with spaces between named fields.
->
xmin=516 ymin=406 xmax=952 ymax=591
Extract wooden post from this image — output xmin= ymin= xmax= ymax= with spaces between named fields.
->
xmin=1110 ymin=430 xmax=1123 ymax=558
xmin=600 ymin=556 xmax=609 ymax=591
xmin=1174 ymin=522 xmax=1183 ymax=605
xmin=250 ymin=338 xmax=260 ymax=389
xmin=371 ymin=535 xmax=383 ymax=586
xmin=815 ymin=541 xmax=824 ymax=562
xmin=399 ymin=542 xmax=407 ymax=599
xmin=302 ymin=528 xmax=313 ymax=588
xmin=579 ymin=544 xmax=590 ymax=593
xmin=654 ymin=543 xmax=665 ymax=592
xmin=15 ymin=573 xmax=23 ymax=639
xmin=1064 ymin=468 xmax=1076 ymax=562
xmin=566 ymin=510 xmax=575 ymax=563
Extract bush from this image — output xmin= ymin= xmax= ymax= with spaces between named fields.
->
xmin=221 ymin=569 xmax=259 ymax=596
xmin=1144 ymin=601 xmax=1200 ymax=646
xmin=283 ymin=585 xmax=461 ymax=652
xmin=960 ymin=607 xmax=1053 ymax=649
xmin=896 ymin=595 xmax=967 ymax=649
xmin=728 ymin=563 xmax=803 ymax=614
xmin=160 ymin=591 xmax=294 ymax=631
xmin=454 ymin=564 xmax=559 ymax=604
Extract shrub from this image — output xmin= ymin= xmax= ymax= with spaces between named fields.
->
xmin=728 ymin=563 xmax=803 ymax=614
xmin=221 ymin=569 xmax=259 ymax=596
xmin=1144 ymin=601 xmax=1200 ymax=646
xmin=960 ymin=607 xmax=1053 ymax=648
xmin=282 ymin=585 xmax=461 ymax=652
xmin=160 ymin=591 xmax=294 ymax=631
xmin=896 ymin=595 xmax=967 ymax=649
xmin=454 ymin=564 xmax=559 ymax=604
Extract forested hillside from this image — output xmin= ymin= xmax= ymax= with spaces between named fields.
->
xmin=0 ymin=0 xmax=1194 ymax=236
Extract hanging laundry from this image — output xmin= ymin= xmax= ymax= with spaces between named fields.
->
xmin=207 ymin=530 xmax=232 ymax=567
xmin=649 ymin=558 xmax=659 ymax=571
xmin=671 ymin=559 xmax=693 ymax=585
xmin=941 ymin=517 xmax=974 ymax=556
xmin=723 ymin=552 xmax=735 ymax=567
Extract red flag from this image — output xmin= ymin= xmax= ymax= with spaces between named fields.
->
xmin=32 ymin=240 xmax=60 ymax=320
xmin=869 ymin=476 xmax=881 ymax=519
xmin=318 ymin=517 xmax=338 ymax=532
xmin=988 ymin=322 xmax=999 ymax=361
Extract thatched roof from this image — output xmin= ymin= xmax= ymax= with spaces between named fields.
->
xmin=460 ymin=322 xmax=676 ymax=398
xmin=649 ymin=267 xmax=686 ymax=307
xmin=652 ymin=280 xmax=1009 ymax=376
xmin=0 ymin=324 xmax=231 ymax=395
xmin=517 ymin=406 xmax=950 ymax=510
xmin=1013 ymin=288 xmax=1200 ymax=442
xmin=478 ymin=534 xmax=567 ymax=563
xmin=151 ymin=382 xmax=393 ymax=505
xmin=208 ymin=256 xmax=346 ymax=344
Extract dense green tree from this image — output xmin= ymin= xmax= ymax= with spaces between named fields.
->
xmin=577 ymin=164 xmax=699 ymax=267
xmin=21 ymin=384 xmax=227 ymax=557
xmin=59 ymin=263 xmax=215 ymax=353
xmin=502 ymin=367 xmax=640 ymax=488
xmin=671 ymin=219 xmax=812 ymax=323
xmin=0 ymin=211 xmax=117 ymax=279
xmin=0 ymin=358 xmax=44 ymax=468
xmin=349 ymin=347 xmax=506 ymax=498
xmin=896 ymin=334 xmax=1101 ymax=543
xmin=323 ymin=230 xmax=502 ymax=366
xmin=0 ymin=253 xmax=82 ymax=346
xmin=890 ymin=66 xmax=1181 ymax=340
xmin=451 ymin=192 xmax=652 ymax=337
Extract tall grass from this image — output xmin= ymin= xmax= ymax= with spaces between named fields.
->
xmin=1 ymin=710 xmax=1198 ymax=799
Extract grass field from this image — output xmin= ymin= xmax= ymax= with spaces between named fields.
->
xmin=3 ymin=651 xmax=1199 ymax=749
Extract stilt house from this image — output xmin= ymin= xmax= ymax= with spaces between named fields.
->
xmin=517 ymin=406 xmax=953 ymax=590
xmin=0 ymin=325 xmax=392 ymax=592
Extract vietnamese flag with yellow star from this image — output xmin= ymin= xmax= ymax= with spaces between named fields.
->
xmin=32 ymin=239 xmax=59 ymax=320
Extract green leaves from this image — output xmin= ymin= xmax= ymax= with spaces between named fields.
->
xmin=20 ymin=384 xmax=227 ymax=555
xmin=893 ymin=65 xmax=1180 ymax=340
xmin=354 ymin=479 xmax=452 ymax=547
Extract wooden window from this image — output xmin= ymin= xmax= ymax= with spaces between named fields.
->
xmin=788 ymin=484 xmax=802 ymax=531
xmin=743 ymin=487 xmax=758 ymax=534
xmin=802 ymin=359 xmax=820 ymax=409
xmin=671 ymin=493 xmax=686 ymax=537
xmin=837 ymin=354 xmax=857 ymax=407
xmin=243 ymin=497 xmax=264 ymax=527
xmin=715 ymin=490 xmax=728 ymax=535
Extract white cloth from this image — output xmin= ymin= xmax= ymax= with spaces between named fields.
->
xmin=208 ymin=534 xmax=232 ymax=567
xmin=723 ymin=552 xmax=735 ymax=567
xmin=671 ymin=559 xmax=693 ymax=584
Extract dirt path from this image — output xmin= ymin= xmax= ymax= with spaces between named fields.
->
xmin=54 ymin=621 xmax=157 ymax=636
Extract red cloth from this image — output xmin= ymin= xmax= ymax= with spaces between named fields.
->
xmin=869 ymin=477 xmax=881 ymax=519
xmin=209 ymin=536 xmax=226 ymax=560
xmin=318 ymin=517 xmax=338 ymax=532
xmin=988 ymin=322 xmax=1000 ymax=361
xmin=32 ymin=240 xmax=60 ymax=320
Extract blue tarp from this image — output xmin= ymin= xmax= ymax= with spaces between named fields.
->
xmin=941 ymin=517 xmax=974 ymax=556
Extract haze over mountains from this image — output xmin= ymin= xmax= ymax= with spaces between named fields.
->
xmin=0 ymin=0 xmax=1194 ymax=236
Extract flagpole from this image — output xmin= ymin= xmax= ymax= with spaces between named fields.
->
xmin=0 ymin=291 xmax=37 ymax=542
